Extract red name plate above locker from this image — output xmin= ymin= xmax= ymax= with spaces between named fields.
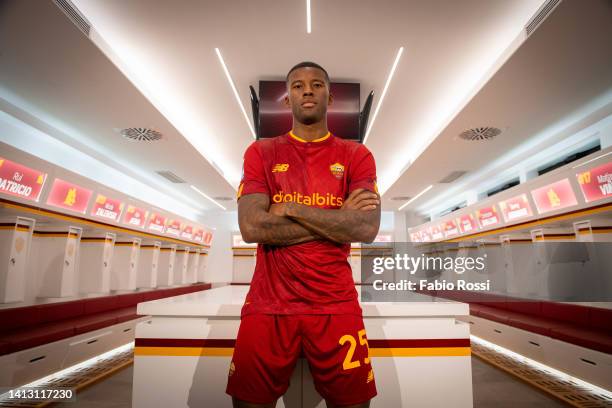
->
xmin=476 ymin=205 xmax=500 ymax=228
xmin=420 ymin=229 xmax=432 ymax=242
xmin=499 ymin=194 xmax=533 ymax=222
xmin=166 ymin=219 xmax=182 ymax=236
xmin=457 ymin=213 xmax=478 ymax=234
xmin=443 ymin=220 xmax=459 ymax=238
xmin=531 ymin=178 xmax=578 ymax=214
xmin=576 ymin=161 xmax=612 ymax=203
xmin=430 ymin=225 xmax=443 ymax=240
xmin=410 ymin=231 xmax=420 ymax=242
xmin=0 ymin=157 xmax=47 ymax=202
xmin=193 ymin=228 xmax=204 ymax=242
xmin=123 ymin=205 xmax=148 ymax=228
xmin=91 ymin=194 xmax=124 ymax=222
xmin=204 ymin=231 xmax=213 ymax=245
xmin=46 ymin=178 xmax=92 ymax=214
xmin=181 ymin=224 xmax=193 ymax=240
xmin=148 ymin=213 xmax=167 ymax=233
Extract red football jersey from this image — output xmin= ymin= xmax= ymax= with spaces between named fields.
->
xmin=237 ymin=131 xmax=378 ymax=316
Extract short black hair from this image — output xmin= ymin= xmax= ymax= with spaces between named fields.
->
xmin=286 ymin=61 xmax=330 ymax=85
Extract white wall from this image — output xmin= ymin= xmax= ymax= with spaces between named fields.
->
xmin=200 ymin=210 xmax=239 ymax=284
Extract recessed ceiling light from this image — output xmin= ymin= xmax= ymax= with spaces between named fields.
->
xmin=363 ymin=46 xmax=404 ymax=144
xmin=398 ymin=184 xmax=433 ymax=210
xmin=215 ymin=48 xmax=256 ymax=139
xmin=191 ymin=185 xmax=227 ymax=210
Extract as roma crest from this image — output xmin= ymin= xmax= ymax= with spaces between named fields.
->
xmin=329 ymin=162 xmax=345 ymax=179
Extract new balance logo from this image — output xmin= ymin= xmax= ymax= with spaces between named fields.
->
xmin=366 ymin=369 xmax=374 ymax=384
xmin=272 ymin=163 xmax=289 ymax=173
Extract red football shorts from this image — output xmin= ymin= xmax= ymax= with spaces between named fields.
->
xmin=226 ymin=314 xmax=377 ymax=406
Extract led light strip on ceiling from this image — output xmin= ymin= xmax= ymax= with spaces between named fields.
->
xmin=398 ymin=184 xmax=433 ymax=211
xmin=215 ymin=48 xmax=256 ymax=140
xmin=191 ymin=185 xmax=227 ymax=211
xmin=363 ymin=47 xmax=404 ymax=145
xmin=306 ymin=0 xmax=312 ymax=33
xmin=573 ymin=151 xmax=612 ymax=169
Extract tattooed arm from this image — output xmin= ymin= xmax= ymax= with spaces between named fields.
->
xmin=238 ymin=193 xmax=322 ymax=245
xmin=270 ymin=189 xmax=381 ymax=244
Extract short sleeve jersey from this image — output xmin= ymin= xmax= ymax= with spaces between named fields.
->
xmin=237 ymin=132 xmax=378 ymax=316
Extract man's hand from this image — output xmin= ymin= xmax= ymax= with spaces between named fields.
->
xmin=341 ymin=188 xmax=380 ymax=211
xmin=269 ymin=202 xmax=290 ymax=217
xmin=284 ymin=188 xmax=381 ymax=244
xmin=238 ymin=194 xmax=321 ymax=245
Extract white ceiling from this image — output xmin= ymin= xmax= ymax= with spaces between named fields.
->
xmin=385 ymin=0 xmax=612 ymax=215
xmin=0 ymin=0 xmax=235 ymax=216
xmin=2 ymin=0 xmax=610 ymax=216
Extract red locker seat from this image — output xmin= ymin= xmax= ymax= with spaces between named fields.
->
xmin=0 ymin=283 xmax=211 ymax=356
xmin=3 ymin=321 xmax=75 ymax=353
xmin=72 ymin=311 xmax=120 ymax=335
xmin=425 ymin=290 xmax=612 ymax=354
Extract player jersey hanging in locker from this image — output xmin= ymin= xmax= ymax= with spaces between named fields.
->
xmin=237 ymin=132 xmax=378 ymax=316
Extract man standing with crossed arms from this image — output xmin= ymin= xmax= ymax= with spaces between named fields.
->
xmin=227 ymin=61 xmax=380 ymax=408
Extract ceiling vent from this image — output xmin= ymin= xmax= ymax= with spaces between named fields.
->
xmin=438 ymin=171 xmax=467 ymax=184
xmin=156 ymin=171 xmax=186 ymax=184
xmin=213 ymin=197 xmax=234 ymax=202
xmin=390 ymin=196 xmax=412 ymax=201
xmin=120 ymin=128 xmax=163 ymax=142
xmin=525 ymin=0 xmax=562 ymax=37
xmin=458 ymin=127 xmax=501 ymax=142
xmin=53 ymin=0 xmax=91 ymax=37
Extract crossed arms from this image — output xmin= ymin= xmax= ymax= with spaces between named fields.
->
xmin=238 ymin=189 xmax=381 ymax=245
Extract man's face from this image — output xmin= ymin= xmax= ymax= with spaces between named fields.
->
xmin=285 ymin=67 xmax=333 ymax=125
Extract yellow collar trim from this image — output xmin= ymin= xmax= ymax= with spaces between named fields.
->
xmin=289 ymin=131 xmax=331 ymax=143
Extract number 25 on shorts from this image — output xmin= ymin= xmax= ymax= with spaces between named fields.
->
xmin=339 ymin=329 xmax=371 ymax=370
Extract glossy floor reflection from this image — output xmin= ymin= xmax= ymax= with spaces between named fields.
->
xmin=54 ymin=356 xmax=570 ymax=407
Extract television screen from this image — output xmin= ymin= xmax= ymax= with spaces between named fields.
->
xmin=258 ymin=81 xmax=361 ymax=141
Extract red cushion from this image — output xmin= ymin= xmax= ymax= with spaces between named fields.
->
xmin=542 ymin=302 xmax=590 ymax=325
xmin=475 ymin=305 xmax=511 ymax=324
xmin=589 ymin=307 xmax=612 ymax=333
xmin=115 ymin=293 xmax=141 ymax=308
xmin=506 ymin=314 xmax=558 ymax=337
xmin=469 ymin=304 xmax=484 ymax=315
xmin=72 ymin=311 xmax=119 ymax=335
xmin=114 ymin=306 xmax=139 ymax=323
xmin=168 ymin=287 xmax=183 ymax=296
xmin=2 ymin=322 xmax=75 ymax=354
xmin=37 ymin=300 xmax=84 ymax=323
xmin=550 ymin=325 xmax=612 ymax=354
xmin=142 ymin=291 xmax=160 ymax=301
xmin=0 ymin=285 xmax=211 ymax=355
xmin=0 ymin=305 xmax=41 ymax=333
xmin=468 ymin=292 xmax=507 ymax=309
xmin=503 ymin=298 xmax=542 ymax=316
xmin=83 ymin=296 xmax=117 ymax=314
